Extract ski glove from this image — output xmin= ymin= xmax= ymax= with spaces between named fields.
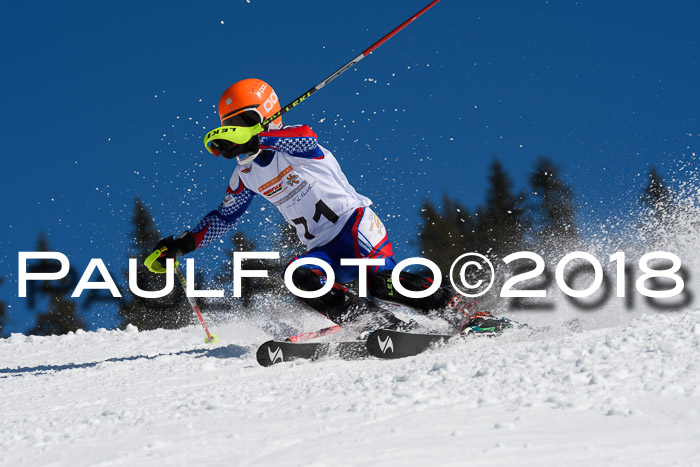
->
xmin=153 ymin=231 xmax=197 ymax=266
xmin=211 ymin=135 xmax=259 ymax=160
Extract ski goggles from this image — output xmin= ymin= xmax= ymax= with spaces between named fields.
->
xmin=221 ymin=108 xmax=263 ymax=127
xmin=204 ymin=108 xmax=264 ymax=156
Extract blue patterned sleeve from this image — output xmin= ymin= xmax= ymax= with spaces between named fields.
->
xmin=258 ymin=125 xmax=324 ymax=160
xmin=190 ymin=177 xmax=255 ymax=249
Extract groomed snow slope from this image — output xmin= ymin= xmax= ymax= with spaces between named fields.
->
xmin=2 ymin=309 xmax=699 ymax=467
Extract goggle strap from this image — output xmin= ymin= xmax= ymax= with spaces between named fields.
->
xmin=203 ymin=124 xmax=263 ymax=154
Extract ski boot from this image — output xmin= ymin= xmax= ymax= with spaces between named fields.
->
xmin=439 ymin=294 xmax=480 ymax=330
xmin=440 ymin=294 xmax=515 ymax=335
xmin=459 ymin=311 xmax=514 ymax=336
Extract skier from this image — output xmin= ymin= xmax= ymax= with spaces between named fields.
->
xmin=152 ymin=78 xmax=509 ymax=335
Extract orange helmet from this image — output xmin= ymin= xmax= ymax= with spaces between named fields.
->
xmin=218 ymin=78 xmax=283 ymax=130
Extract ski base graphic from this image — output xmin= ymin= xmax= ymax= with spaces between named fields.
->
xmin=256 ymin=340 xmax=368 ymax=367
xmin=365 ymin=329 xmax=456 ymax=359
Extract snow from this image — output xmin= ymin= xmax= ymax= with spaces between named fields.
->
xmin=5 ymin=183 xmax=700 ymax=465
xmin=2 ymin=308 xmax=699 ymax=466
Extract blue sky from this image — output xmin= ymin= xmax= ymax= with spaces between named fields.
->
xmin=1 ymin=0 xmax=698 ymax=333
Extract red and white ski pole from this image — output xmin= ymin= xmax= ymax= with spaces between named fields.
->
xmin=174 ymin=265 xmax=218 ymax=344
xmin=261 ymin=0 xmax=442 ymax=127
xmin=204 ymin=0 xmax=442 ymax=152
xmin=144 ymin=247 xmax=218 ymax=344
xmin=205 ymin=0 xmax=441 ymax=149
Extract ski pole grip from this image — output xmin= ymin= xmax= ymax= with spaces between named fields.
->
xmin=144 ymin=248 xmax=178 ymax=274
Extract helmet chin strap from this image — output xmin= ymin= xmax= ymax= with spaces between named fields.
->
xmin=237 ymin=149 xmax=261 ymax=165
xmin=235 ymin=121 xmax=282 ymax=164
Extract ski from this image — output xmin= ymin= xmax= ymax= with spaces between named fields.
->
xmin=256 ymin=340 xmax=368 ymax=367
xmin=365 ymin=329 xmax=457 ymax=359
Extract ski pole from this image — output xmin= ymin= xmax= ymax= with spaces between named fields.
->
xmin=204 ymin=0 xmax=441 ymax=149
xmin=174 ymin=265 xmax=218 ymax=344
xmin=144 ymin=248 xmax=218 ymax=344
xmin=261 ymin=0 xmax=442 ymax=127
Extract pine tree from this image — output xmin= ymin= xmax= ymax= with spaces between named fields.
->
xmin=213 ymin=227 xmax=295 ymax=310
xmin=640 ymin=167 xmax=673 ymax=220
xmin=25 ymin=232 xmax=86 ymax=336
xmin=29 ymin=294 xmax=87 ymax=336
xmin=418 ymin=196 xmax=480 ymax=277
xmin=528 ymin=156 xmax=578 ymax=251
xmin=267 ymin=220 xmax=304 ymax=291
xmin=480 ymin=158 xmax=529 ymax=258
xmin=118 ymin=197 xmax=190 ymax=330
xmin=214 ymin=232 xmax=257 ymax=310
xmin=417 ymin=160 xmax=528 ymax=275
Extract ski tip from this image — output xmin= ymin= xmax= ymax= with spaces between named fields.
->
xmin=365 ymin=329 xmax=395 ymax=358
xmin=256 ymin=340 xmax=282 ymax=367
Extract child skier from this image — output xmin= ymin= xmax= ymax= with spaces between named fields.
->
xmin=152 ymin=78 xmax=508 ymax=334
